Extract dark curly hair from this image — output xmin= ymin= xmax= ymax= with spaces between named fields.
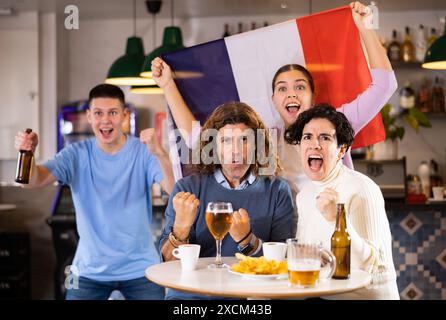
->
xmin=284 ymin=104 xmax=355 ymax=149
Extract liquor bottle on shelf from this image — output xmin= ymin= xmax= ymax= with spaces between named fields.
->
xmin=415 ymin=24 xmax=427 ymax=62
xmin=400 ymin=26 xmax=415 ymax=63
xmin=427 ymin=28 xmax=438 ymax=48
xmin=222 ymin=23 xmax=230 ymax=37
xmin=432 ymin=77 xmax=445 ymax=113
xmin=237 ymin=22 xmax=243 ymax=34
xmin=429 ymin=159 xmax=443 ymax=196
xmin=387 ymin=29 xmax=401 ymax=62
xmin=418 ymin=161 xmax=430 ymax=199
xmin=251 ymin=22 xmax=256 ymax=30
xmin=399 ymin=81 xmax=416 ymax=110
xmin=418 ymin=78 xmax=432 ymax=113
xmin=263 ymin=21 xmax=269 ymax=28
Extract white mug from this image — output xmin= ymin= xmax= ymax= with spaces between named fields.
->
xmin=432 ymin=186 xmax=444 ymax=200
xmin=172 ymin=244 xmax=201 ymax=271
xmin=262 ymin=242 xmax=287 ymax=261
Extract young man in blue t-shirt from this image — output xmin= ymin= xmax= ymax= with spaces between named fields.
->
xmin=14 ymin=84 xmax=174 ymax=300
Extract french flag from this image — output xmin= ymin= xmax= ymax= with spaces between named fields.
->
xmin=163 ymin=6 xmax=385 ymax=179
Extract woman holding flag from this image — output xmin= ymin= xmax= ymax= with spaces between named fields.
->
xmin=151 ymin=1 xmax=396 ymax=217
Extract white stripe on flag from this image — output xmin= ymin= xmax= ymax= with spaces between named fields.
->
xmin=224 ymin=20 xmax=306 ymax=129
xmin=166 ymin=106 xmax=183 ymax=181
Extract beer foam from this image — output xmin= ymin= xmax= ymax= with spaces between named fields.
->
xmin=207 ymin=210 xmax=233 ymax=214
xmin=288 ymin=259 xmax=320 ymax=271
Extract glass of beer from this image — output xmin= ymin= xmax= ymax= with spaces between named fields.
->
xmin=286 ymin=239 xmax=336 ymax=288
xmin=205 ymin=202 xmax=233 ymax=268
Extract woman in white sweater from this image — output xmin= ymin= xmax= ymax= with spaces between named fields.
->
xmin=284 ymin=104 xmax=399 ymax=299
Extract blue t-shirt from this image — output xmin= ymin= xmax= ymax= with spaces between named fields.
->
xmin=44 ymin=135 xmax=163 ymax=281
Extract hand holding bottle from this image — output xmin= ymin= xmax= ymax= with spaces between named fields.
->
xmin=14 ymin=129 xmax=37 ymax=184
xmin=15 ymin=129 xmax=38 ymax=153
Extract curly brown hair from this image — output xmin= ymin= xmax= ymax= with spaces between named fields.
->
xmin=190 ymin=101 xmax=277 ymax=177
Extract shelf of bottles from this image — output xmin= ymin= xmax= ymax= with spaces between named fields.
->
xmin=386 ymin=25 xmax=445 ymax=115
xmin=221 ymin=21 xmax=269 ymax=38
xmin=387 ymin=25 xmax=438 ymax=65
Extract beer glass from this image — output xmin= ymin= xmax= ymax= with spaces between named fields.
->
xmin=205 ymin=202 xmax=233 ymax=268
xmin=286 ymin=239 xmax=336 ymax=288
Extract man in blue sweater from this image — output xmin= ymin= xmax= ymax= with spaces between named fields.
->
xmin=159 ymin=102 xmax=294 ymax=299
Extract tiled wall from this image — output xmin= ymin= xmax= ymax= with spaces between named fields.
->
xmin=387 ymin=204 xmax=446 ymax=300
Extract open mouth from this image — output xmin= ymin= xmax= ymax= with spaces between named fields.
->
xmin=285 ymin=103 xmax=300 ymax=115
xmin=308 ymin=155 xmax=323 ymax=171
xmin=99 ymin=128 xmax=114 ymax=139
xmin=230 ymin=158 xmax=244 ymax=165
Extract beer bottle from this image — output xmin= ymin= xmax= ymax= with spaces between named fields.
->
xmin=15 ymin=128 xmax=34 ymax=184
xmin=331 ymin=203 xmax=351 ymax=279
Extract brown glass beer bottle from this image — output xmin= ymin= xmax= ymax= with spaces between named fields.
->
xmin=15 ymin=128 xmax=34 ymax=184
xmin=331 ymin=203 xmax=351 ymax=279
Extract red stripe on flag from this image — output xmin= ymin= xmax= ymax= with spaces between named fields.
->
xmin=296 ymin=6 xmax=385 ymax=149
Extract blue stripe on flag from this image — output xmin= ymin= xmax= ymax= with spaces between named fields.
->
xmin=162 ymin=39 xmax=240 ymax=124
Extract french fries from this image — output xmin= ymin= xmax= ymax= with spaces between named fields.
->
xmin=231 ymin=253 xmax=288 ymax=275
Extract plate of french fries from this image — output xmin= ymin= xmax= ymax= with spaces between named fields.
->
xmin=228 ymin=253 xmax=288 ymax=280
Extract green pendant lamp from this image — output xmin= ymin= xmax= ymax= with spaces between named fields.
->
xmin=140 ymin=0 xmax=184 ymax=78
xmin=423 ymin=22 xmax=446 ymax=70
xmin=105 ymin=0 xmax=155 ymax=86
xmin=130 ymin=85 xmax=164 ymax=94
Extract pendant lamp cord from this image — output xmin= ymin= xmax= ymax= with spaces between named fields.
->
xmin=171 ymin=0 xmax=174 ymax=26
xmin=153 ymin=14 xmax=156 ymax=49
xmin=133 ymin=0 xmax=136 ymax=36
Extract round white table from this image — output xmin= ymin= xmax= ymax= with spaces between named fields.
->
xmin=145 ymin=257 xmax=371 ymax=299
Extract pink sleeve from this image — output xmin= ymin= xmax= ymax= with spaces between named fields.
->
xmin=338 ymin=69 xmax=398 ymax=134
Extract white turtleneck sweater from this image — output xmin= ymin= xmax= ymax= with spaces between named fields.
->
xmin=296 ymin=161 xmax=399 ymax=300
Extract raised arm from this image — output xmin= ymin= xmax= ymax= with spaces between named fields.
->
xmin=14 ymin=131 xmax=56 ymax=188
xmin=160 ymin=191 xmax=200 ymax=261
xmin=140 ymin=128 xmax=175 ymax=194
xmin=339 ymin=2 xmax=398 ymax=134
xmin=151 ymin=57 xmax=197 ymax=137
xmin=351 ymin=1 xmax=392 ymax=71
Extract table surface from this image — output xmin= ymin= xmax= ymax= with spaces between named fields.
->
xmin=145 ymin=257 xmax=371 ymax=299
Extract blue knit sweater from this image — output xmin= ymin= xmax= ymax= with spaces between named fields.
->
xmin=159 ymin=173 xmax=294 ymax=258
